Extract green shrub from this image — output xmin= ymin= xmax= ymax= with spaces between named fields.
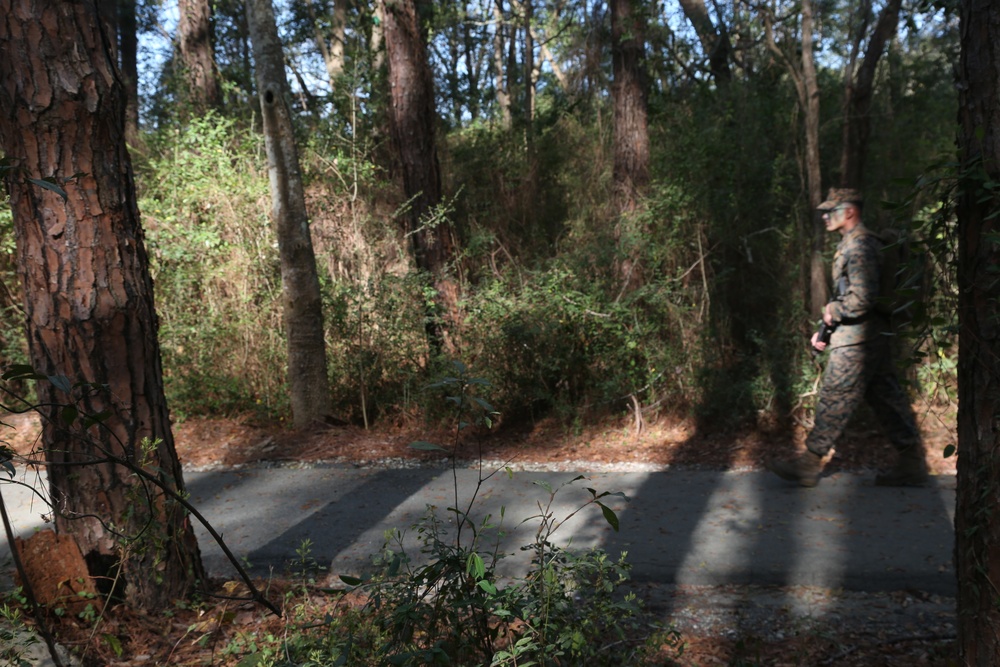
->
xmin=137 ymin=114 xmax=286 ymax=419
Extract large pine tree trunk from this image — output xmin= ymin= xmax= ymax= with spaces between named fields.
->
xmin=611 ymin=0 xmax=650 ymax=208
xmin=0 ymin=0 xmax=204 ymax=610
xmin=380 ymin=0 xmax=458 ymax=354
xmin=956 ymin=0 xmax=1000 ymax=662
xmin=178 ymin=0 xmax=221 ymax=112
xmin=246 ymin=0 xmax=332 ymax=428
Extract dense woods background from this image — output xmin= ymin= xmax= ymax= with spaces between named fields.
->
xmin=1 ymin=0 xmax=991 ymax=663
xmin=0 ymin=0 xmax=959 ymax=435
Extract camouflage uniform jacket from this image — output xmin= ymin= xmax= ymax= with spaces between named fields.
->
xmin=828 ymin=224 xmax=888 ymax=349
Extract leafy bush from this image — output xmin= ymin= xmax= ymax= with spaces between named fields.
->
xmin=137 ymin=114 xmax=286 ymax=418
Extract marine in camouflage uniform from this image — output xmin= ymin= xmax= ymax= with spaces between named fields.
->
xmin=768 ymin=188 xmax=928 ymax=487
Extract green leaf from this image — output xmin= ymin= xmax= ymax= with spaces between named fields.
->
xmin=1 ymin=460 xmax=14 ymax=478
xmin=409 ymin=441 xmax=446 ymax=452
xmin=236 ymin=654 xmax=264 ymax=667
xmin=471 ymin=397 xmax=495 ymax=412
xmin=60 ymin=406 xmax=78 ymax=425
xmin=27 ymin=177 xmax=68 ymax=200
xmin=1 ymin=364 xmax=36 ymax=381
xmin=943 ymin=444 xmax=956 ymax=458
xmin=387 ymin=552 xmax=402 ymax=576
xmin=597 ymin=502 xmax=620 ymax=532
xmin=102 ymin=633 xmax=123 ymax=657
xmin=47 ymin=374 xmax=72 ymax=394
xmin=82 ymin=410 xmax=112 ymax=428
xmin=466 ymin=552 xmax=486 ymax=580
xmin=477 ymin=579 xmax=497 ymax=595
xmin=338 ymin=574 xmax=363 ymax=586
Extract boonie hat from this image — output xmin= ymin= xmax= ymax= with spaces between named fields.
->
xmin=818 ymin=187 xmax=863 ymax=210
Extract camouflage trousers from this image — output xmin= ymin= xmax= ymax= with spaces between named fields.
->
xmin=806 ymin=338 xmax=921 ymax=457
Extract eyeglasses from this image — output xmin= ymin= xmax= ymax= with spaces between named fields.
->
xmin=821 ymin=205 xmax=849 ymax=216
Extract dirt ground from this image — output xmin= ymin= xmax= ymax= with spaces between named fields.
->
xmin=0 ymin=400 xmax=959 ymax=666
xmin=165 ymin=396 xmax=958 ymax=477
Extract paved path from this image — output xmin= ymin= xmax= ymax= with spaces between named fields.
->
xmin=0 ymin=464 xmax=956 ymax=595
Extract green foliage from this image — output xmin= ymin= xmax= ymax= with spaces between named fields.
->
xmin=0 ymin=195 xmax=28 ymax=376
xmin=137 ymin=114 xmax=286 ymax=419
xmin=120 ymin=9 xmax=959 ymax=433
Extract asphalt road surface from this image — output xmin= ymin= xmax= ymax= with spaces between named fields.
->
xmin=0 ymin=462 xmax=956 ymax=596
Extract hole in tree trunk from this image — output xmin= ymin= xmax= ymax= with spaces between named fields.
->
xmin=265 ymin=90 xmax=274 ymax=104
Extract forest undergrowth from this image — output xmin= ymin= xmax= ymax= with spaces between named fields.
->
xmin=0 ymin=392 xmax=959 ymax=666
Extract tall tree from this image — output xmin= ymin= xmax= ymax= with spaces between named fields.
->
xmin=304 ymin=0 xmax=346 ymax=87
xmin=611 ymin=0 xmax=650 ymax=208
xmin=838 ymin=0 xmax=903 ymax=189
xmin=677 ymin=0 xmax=731 ymax=83
xmin=246 ymin=0 xmax=333 ymax=428
xmin=178 ymin=0 xmax=221 ymax=112
xmin=0 ymin=0 xmax=205 ymax=610
xmin=493 ymin=0 xmax=513 ymax=128
xmin=956 ymin=0 xmax=1000 ymax=662
xmin=380 ymin=0 xmax=459 ymax=354
xmin=763 ymin=0 xmax=827 ymax=316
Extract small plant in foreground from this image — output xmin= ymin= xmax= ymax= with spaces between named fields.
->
xmin=223 ymin=361 xmax=675 ymax=667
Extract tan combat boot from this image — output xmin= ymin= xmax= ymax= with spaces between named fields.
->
xmin=766 ymin=450 xmax=825 ymax=487
xmin=875 ymin=446 xmax=929 ymax=487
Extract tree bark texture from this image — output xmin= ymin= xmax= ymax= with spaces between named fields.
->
xmin=380 ymin=0 xmax=459 ymax=354
xmin=800 ymin=0 xmax=828 ymax=318
xmin=246 ymin=0 xmax=333 ymax=428
xmin=611 ymin=0 xmax=650 ymax=208
xmin=522 ymin=0 xmax=535 ymax=129
xmin=0 ymin=0 xmax=204 ymax=609
xmin=178 ymin=0 xmax=221 ymax=112
xmin=839 ymin=0 xmax=902 ymax=189
xmin=763 ymin=0 xmax=827 ymax=317
xmin=493 ymin=0 xmax=512 ymax=129
xmin=956 ymin=0 xmax=1000 ymax=663
xmin=305 ymin=0 xmax=346 ymax=87
xmin=119 ymin=0 xmax=140 ymax=145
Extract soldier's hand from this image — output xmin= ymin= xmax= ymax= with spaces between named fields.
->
xmin=823 ymin=303 xmax=835 ymax=326
xmin=811 ymin=331 xmax=827 ymax=352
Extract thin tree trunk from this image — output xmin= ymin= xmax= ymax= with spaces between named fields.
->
xmin=839 ymin=0 xmax=902 ymax=188
xmin=371 ymin=1 xmax=386 ymax=75
xmin=463 ymin=13 xmax=482 ymax=120
xmin=764 ymin=0 xmax=827 ymax=316
xmin=493 ymin=0 xmax=512 ymax=128
xmin=178 ymin=0 xmax=221 ymax=112
xmin=305 ymin=0 xmax=345 ymax=87
xmin=800 ymin=0 xmax=826 ymax=317
xmin=0 ymin=0 xmax=204 ymax=610
xmin=380 ymin=0 xmax=459 ymax=355
xmin=522 ymin=0 xmax=535 ymax=129
xmin=246 ymin=0 xmax=333 ymax=428
xmin=956 ymin=0 xmax=1000 ymax=662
